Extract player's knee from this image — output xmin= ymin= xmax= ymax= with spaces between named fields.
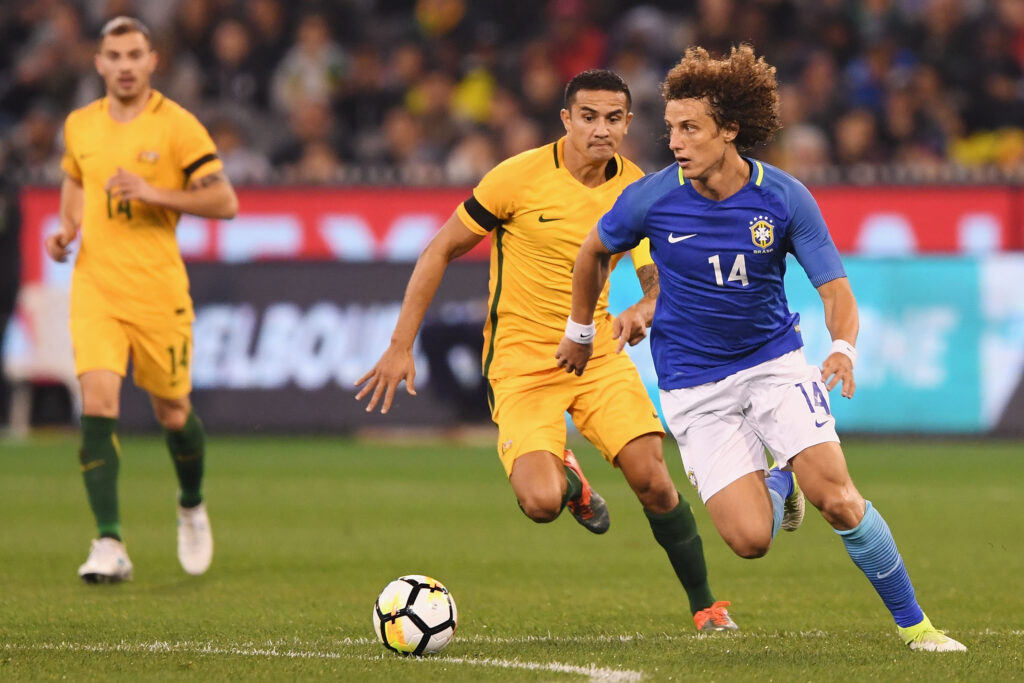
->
xmin=160 ymin=414 xmax=188 ymax=431
xmin=82 ymin=399 xmax=119 ymax=418
xmin=724 ymin=530 xmax=771 ymax=559
xmin=517 ymin=494 xmax=561 ymax=523
xmin=731 ymin=540 xmax=771 ymax=559
xmin=635 ymin=479 xmax=678 ymax=514
xmin=817 ymin=492 xmax=865 ymax=530
xmin=154 ymin=404 xmax=189 ymax=431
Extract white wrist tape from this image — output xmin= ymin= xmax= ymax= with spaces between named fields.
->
xmin=565 ymin=316 xmax=596 ymax=344
xmin=830 ymin=339 xmax=857 ymax=368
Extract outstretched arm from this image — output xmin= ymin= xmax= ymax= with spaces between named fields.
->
xmin=817 ymin=276 xmax=859 ymax=398
xmin=555 ymin=228 xmax=613 ymax=375
xmin=612 ymin=262 xmax=658 ymax=352
xmin=355 ymin=211 xmax=485 ymax=413
xmin=106 ymin=168 xmax=239 ymax=219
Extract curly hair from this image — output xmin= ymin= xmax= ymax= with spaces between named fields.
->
xmin=661 ymin=45 xmax=780 ymax=150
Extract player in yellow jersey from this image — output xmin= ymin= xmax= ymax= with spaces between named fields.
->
xmin=44 ymin=17 xmax=238 ymax=583
xmin=357 ymin=70 xmax=736 ymax=631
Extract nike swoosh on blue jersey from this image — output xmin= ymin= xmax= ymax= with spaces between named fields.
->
xmin=668 ymin=233 xmax=697 ymax=243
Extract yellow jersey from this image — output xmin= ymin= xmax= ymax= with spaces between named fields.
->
xmin=61 ymin=90 xmax=223 ymax=324
xmin=456 ymin=137 xmax=651 ymax=380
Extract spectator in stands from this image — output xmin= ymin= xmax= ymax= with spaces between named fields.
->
xmin=335 ymin=43 xmax=400 ymax=157
xmin=379 ymin=106 xmax=445 ymax=183
xmin=270 ymin=98 xmax=342 ymax=168
xmin=1 ymin=0 xmax=1024 ymax=183
xmin=518 ymin=42 xmax=566 ymax=141
xmin=284 ymin=140 xmax=345 ymax=185
xmin=204 ymin=17 xmax=267 ymax=111
xmin=210 ymin=117 xmax=272 ymax=186
xmin=246 ymin=0 xmax=291 ymax=76
xmin=173 ymin=0 xmax=216 ymax=64
xmin=405 ymin=70 xmax=461 ymax=155
xmin=445 ymin=129 xmax=498 ymax=185
xmin=8 ymin=103 xmax=63 ymax=183
xmin=547 ymin=0 xmax=607 ymax=83
xmin=833 ymin=108 xmax=885 ymax=166
xmin=270 ymin=11 xmax=346 ymax=114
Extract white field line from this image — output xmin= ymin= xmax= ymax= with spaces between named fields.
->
xmin=2 ymin=640 xmax=644 ymax=683
xmin=5 ymin=630 xmax=1018 ymax=681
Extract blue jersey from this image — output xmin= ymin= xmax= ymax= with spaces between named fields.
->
xmin=597 ymin=159 xmax=845 ymax=390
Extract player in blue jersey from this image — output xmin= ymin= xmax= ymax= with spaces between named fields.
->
xmin=556 ymin=45 xmax=965 ymax=653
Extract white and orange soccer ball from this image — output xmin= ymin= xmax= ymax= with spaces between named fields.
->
xmin=372 ymin=575 xmax=458 ymax=655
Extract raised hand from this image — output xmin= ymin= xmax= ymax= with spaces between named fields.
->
xmin=355 ymin=345 xmax=418 ymax=414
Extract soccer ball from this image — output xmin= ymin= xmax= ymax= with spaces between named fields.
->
xmin=372 ymin=575 xmax=458 ymax=655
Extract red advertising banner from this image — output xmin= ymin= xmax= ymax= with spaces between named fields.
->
xmin=813 ymin=186 xmax=1019 ymax=253
xmin=19 ymin=185 xmax=1024 ymax=284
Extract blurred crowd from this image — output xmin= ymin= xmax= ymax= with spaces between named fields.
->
xmin=2 ymin=0 xmax=1024 ymax=187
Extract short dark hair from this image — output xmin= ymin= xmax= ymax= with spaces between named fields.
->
xmin=99 ymin=16 xmax=152 ymax=47
xmin=564 ymin=69 xmax=631 ymax=110
xmin=661 ymin=45 xmax=780 ymax=150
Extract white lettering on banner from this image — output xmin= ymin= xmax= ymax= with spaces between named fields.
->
xmin=253 ymin=304 xmax=301 ymax=387
xmin=219 ymin=216 xmax=303 ymax=262
xmin=958 ymin=213 xmax=1000 ymax=253
xmin=320 ymin=215 xmax=375 ymax=260
xmin=383 ymin=214 xmax=442 ymax=261
xmin=192 ymin=304 xmax=258 ymax=388
xmin=191 ymin=301 xmax=431 ymax=390
xmin=176 ymin=216 xmax=210 ymax=258
xmin=799 ymin=305 xmax=957 ymax=390
xmin=291 ymin=303 xmax=341 ymax=390
xmin=980 ymin=258 xmax=1024 ymax=423
xmin=856 ymin=214 xmax=917 ymax=255
xmin=856 ymin=307 xmax=957 ymax=388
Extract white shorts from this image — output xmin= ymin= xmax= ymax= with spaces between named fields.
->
xmin=660 ymin=349 xmax=840 ymax=503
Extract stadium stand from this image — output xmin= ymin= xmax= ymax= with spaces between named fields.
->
xmin=1 ymin=0 xmax=1023 ymax=186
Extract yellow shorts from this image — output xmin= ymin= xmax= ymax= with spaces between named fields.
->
xmin=488 ymin=352 xmax=665 ymax=476
xmin=70 ymin=309 xmax=193 ymax=399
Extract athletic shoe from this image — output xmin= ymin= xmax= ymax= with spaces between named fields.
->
xmin=562 ymin=449 xmax=610 ymax=534
xmin=781 ymin=472 xmax=805 ymax=532
xmin=78 ymin=537 xmax=133 ymax=584
xmin=177 ymin=502 xmax=213 ymax=575
xmin=898 ymin=615 xmax=967 ymax=652
xmin=693 ymin=601 xmax=739 ymax=631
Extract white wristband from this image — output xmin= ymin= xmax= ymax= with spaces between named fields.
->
xmin=565 ymin=316 xmax=596 ymax=344
xmin=829 ymin=339 xmax=857 ymax=368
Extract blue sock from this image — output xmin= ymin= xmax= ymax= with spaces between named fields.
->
xmin=836 ymin=501 xmax=924 ymax=627
xmin=765 ymin=468 xmax=794 ymax=500
xmin=768 ymin=490 xmax=784 ymax=538
xmin=765 ymin=468 xmax=792 ymax=539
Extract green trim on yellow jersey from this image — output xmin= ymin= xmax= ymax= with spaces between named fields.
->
xmin=482 ymin=227 xmax=506 ymax=380
xmin=468 ymin=139 xmax=646 ymax=380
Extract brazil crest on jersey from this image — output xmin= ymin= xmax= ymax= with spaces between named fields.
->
xmin=597 ymin=158 xmax=846 ymax=389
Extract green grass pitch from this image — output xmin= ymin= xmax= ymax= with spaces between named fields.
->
xmin=2 ymin=433 xmax=1021 ymax=681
